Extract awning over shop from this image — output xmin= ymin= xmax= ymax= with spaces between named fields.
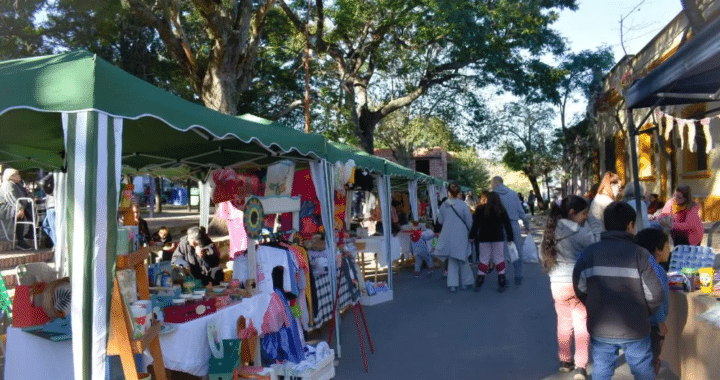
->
xmin=626 ymin=15 xmax=720 ymax=109
xmin=0 ymin=50 xmax=327 ymax=172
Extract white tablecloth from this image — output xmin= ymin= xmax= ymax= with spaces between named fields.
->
xmin=5 ymin=326 xmax=74 ymax=380
xmin=4 ymin=293 xmax=273 ymax=379
xmin=355 ymin=236 xmax=402 ymax=266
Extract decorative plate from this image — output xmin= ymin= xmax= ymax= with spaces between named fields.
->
xmin=207 ymin=321 xmax=223 ymax=359
xmin=243 ymin=197 xmax=264 ymax=239
xmin=159 ymin=323 xmax=177 ymax=336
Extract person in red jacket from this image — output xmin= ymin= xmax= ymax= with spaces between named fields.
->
xmin=659 ymin=185 xmax=704 ymax=245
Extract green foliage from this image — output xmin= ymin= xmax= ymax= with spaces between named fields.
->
xmin=0 ymin=0 xmax=46 ymax=59
xmin=374 ymin=109 xmax=464 ymax=165
xmin=447 ymin=147 xmax=490 ymax=192
xmin=492 ymin=100 xmax=559 ymax=178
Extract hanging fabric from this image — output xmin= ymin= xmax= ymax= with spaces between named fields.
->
xmin=701 ymin=118 xmax=714 ymax=153
xmin=54 ymin=170 xmax=68 ymax=277
xmin=428 ymin=184 xmax=439 ymax=224
xmin=408 ymin=179 xmax=419 ymax=222
xmin=64 ymin=111 xmax=122 ymax=380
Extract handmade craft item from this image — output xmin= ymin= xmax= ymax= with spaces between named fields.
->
xmin=243 ymin=197 xmax=264 ymax=239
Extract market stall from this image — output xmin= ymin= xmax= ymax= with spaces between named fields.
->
xmin=0 ymin=50 xmax=326 ymax=380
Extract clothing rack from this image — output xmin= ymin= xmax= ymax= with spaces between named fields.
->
xmin=245 ymin=195 xmax=302 ymax=294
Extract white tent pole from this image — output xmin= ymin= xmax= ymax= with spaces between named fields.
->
xmin=54 ymin=170 xmax=68 ymax=277
xmin=66 ymin=111 xmax=121 ymax=380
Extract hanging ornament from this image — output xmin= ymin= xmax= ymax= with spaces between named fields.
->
xmin=688 ymin=120 xmax=697 ymax=152
xmin=701 ymin=118 xmax=713 ymax=153
xmin=665 ymin=115 xmax=674 ymax=140
xmin=243 ymin=197 xmax=264 ymax=239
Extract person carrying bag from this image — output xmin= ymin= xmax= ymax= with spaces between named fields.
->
xmin=435 ymin=183 xmax=474 ymax=292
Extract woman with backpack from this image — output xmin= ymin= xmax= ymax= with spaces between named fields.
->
xmin=436 ymin=183 xmax=474 ymax=292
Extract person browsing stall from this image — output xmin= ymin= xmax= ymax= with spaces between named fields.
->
xmin=659 ymin=185 xmax=704 ymax=246
xmin=172 ymin=226 xmax=224 ymax=286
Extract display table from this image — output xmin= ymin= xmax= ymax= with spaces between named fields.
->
xmin=4 ymin=293 xmax=272 ymax=380
xmin=661 ymin=290 xmax=720 ymax=379
xmin=355 ymin=236 xmax=401 ymax=267
xmin=4 ymin=326 xmax=74 ymax=380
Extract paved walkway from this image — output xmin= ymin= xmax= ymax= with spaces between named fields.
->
xmin=329 ymin=214 xmax=681 ymax=380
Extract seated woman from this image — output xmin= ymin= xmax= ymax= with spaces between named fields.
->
xmin=151 ymin=226 xmax=176 ymax=261
xmin=171 ymin=226 xmax=224 ymax=285
xmin=660 ymin=185 xmax=704 ymax=246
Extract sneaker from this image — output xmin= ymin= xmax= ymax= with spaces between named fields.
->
xmin=559 ymin=361 xmax=574 ymax=372
xmin=426 ymin=268 xmax=434 ymax=277
xmin=414 ymin=271 xmax=420 ymax=278
xmin=17 ymin=243 xmax=32 ymax=251
xmin=449 ymin=286 xmax=458 ymax=293
xmin=474 ymin=275 xmax=485 ymax=292
xmin=573 ymin=367 xmax=587 ymax=380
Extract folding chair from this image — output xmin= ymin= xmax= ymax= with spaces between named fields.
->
xmin=13 ymin=197 xmax=37 ymax=250
xmin=0 ymin=218 xmax=10 ymax=241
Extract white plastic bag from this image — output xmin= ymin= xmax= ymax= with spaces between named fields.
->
xmin=521 ymin=235 xmax=540 ymax=263
xmin=507 ymin=242 xmax=519 ymax=262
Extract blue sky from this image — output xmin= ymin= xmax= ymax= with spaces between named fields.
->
xmin=553 ymin=0 xmax=683 ymax=57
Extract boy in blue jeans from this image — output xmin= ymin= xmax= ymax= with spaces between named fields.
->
xmin=573 ymin=202 xmax=664 ymax=380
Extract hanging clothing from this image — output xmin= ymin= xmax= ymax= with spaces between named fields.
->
xmin=261 ymin=290 xmax=306 ymax=365
xmin=256 ymin=246 xmax=292 ymax=294
xmin=216 ymin=201 xmax=248 ymax=259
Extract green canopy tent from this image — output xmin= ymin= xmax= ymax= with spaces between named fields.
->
xmin=0 ymin=50 xmax=329 ymax=380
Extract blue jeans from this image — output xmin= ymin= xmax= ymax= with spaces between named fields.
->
xmin=42 ymin=208 xmax=56 ymax=246
xmin=591 ymin=336 xmax=655 ymax=380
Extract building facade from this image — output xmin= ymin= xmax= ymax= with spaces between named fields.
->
xmin=592 ymin=2 xmax=720 ymax=221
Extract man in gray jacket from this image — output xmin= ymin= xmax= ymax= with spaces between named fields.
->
xmin=491 ymin=176 xmax=530 ymax=285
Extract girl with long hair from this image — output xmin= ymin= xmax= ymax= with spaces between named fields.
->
xmin=541 ymin=195 xmax=597 ymax=379
xmin=587 ymin=171 xmax=622 ymax=237
xmin=469 ymin=191 xmax=513 ymax=292
xmin=660 ymin=184 xmax=704 ymax=245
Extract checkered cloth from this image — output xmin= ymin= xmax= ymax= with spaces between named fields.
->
xmin=311 ymin=262 xmax=361 ymax=328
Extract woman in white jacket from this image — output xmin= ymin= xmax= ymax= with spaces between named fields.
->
xmin=436 ymin=183 xmax=474 ymax=292
xmin=587 ymin=171 xmax=621 ymax=238
xmin=541 ymin=195 xmax=598 ymax=380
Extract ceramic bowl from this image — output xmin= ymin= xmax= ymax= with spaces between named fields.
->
xmin=212 ymin=286 xmax=226 ymax=294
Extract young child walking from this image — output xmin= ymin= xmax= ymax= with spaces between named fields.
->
xmin=410 ymin=221 xmax=436 ymax=277
xmin=540 ymin=195 xmax=597 ymax=380
xmin=573 ymin=202 xmax=664 ymax=380
xmin=635 ymin=228 xmax=671 ymax=375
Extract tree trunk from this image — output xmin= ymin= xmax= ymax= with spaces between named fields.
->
xmin=681 ymin=0 xmax=706 ymax=32
xmin=527 ymin=174 xmax=546 ymax=211
xmin=154 ymin=176 xmax=163 ymax=214
xmin=357 ymin=107 xmax=381 ymax=154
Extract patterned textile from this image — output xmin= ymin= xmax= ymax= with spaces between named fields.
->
xmin=310 ymin=263 xmax=361 ymax=329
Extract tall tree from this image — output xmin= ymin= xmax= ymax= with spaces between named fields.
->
xmin=488 ymin=101 xmax=558 ymax=210
xmin=114 ymin=0 xmax=280 ymax=115
xmin=279 ymin=0 xmax=575 ymax=153
xmin=0 ymin=0 xmax=46 ymax=59
xmin=553 ymin=47 xmax=614 ymax=194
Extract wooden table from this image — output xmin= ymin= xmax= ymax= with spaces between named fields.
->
xmin=661 ymin=290 xmax=720 ymax=379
